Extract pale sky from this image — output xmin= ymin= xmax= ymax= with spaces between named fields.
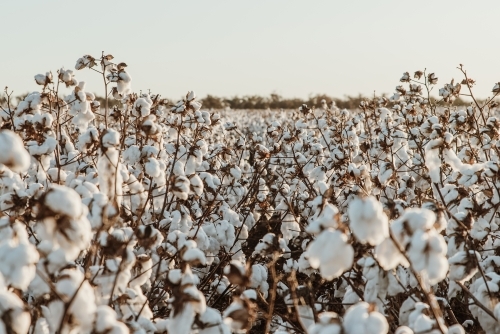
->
xmin=2 ymin=0 xmax=500 ymax=101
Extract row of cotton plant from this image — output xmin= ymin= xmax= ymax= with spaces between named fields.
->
xmin=0 ymin=53 xmax=500 ymax=333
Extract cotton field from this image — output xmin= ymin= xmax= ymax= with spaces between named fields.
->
xmin=1 ymin=54 xmax=500 ymax=334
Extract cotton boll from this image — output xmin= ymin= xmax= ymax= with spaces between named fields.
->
xmin=198 ymin=307 xmax=231 ymax=334
xmin=97 ymin=134 xmax=123 ymax=218
xmin=36 ymin=185 xmax=92 ymax=260
xmin=95 ymin=305 xmax=125 ymax=333
xmin=0 ymin=287 xmax=31 ymax=334
xmin=172 ymin=175 xmax=190 ymax=200
xmin=0 ymin=130 xmax=31 ymax=173
xmin=343 ymin=302 xmax=389 ymax=334
xmin=306 ymin=203 xmax=339 ymax=234
xmin=223 ymin=290 xmax=257 ymax=332
xmin=0 ymin=222 xmax=39 ymax=290
xmin=189 ymin=174 xmax=204 ymax=196
xmin=448 ymin=250 xmax=479 ymax=284
xmin=182 ymin=242 xmax=207 ymax=266
xmin=308 ymin=312 xmax=342 ymax=334
xmin=250 ymin=264 xmax=269 ymax=298
xmin=408 ymin=229 xmax=448 ymax=285
xmin=145 ymin=157 xmax=161 ymax=178
xmin=167 ymin=267 xmax=206 ymax=334
xmin=375 ymin=237 xmax=409 ymax=271
xmin=448 ymin=324 xmax=465 ymax=334
xmin=101 ymin=129 xmax=120 ymax=148
xmin=281 ymin=213 xmax=300 ymax=242
xmin=305 ymin=229 xmax=353 ymax=280
xmin=395 ymin=326 xmax=414 ymax=334
xmin=348 ymin=196 xmax=389 ymax=246
xmin=49 ymin=268 xmax=96 ymax=333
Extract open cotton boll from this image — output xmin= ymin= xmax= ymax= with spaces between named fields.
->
xmin=101 ymin=129 xmax=120 ymax=148
xmin=0 ymin=284 xmax=31 ymax=334
xmin=305 ymin=229 xmax=353 ymax=280
xmin=0 ymin=222 xmax=39 ymax=291
xmin=306 ymin=203 xmax=339 ymax=234
xmin=308 ymin=312 xmax=342 ymax=334
xmin=167 ymin=267 xmax=206 ymax=334
xmin=395 ymin=326 xmax=414 ymax=334
xmin=36 ymin=185 xmax=92 ymax=260
xmin=281 ymin=213 xmax=300 ymax=242
xmin=95 ymin=305 xmax=128 ymax=333
xmin=133 ymin=97 xmax=152 ymax=118
xmin=49 ymin=268 xmax=96 ymax=333
xmin=408 ymin=229 xmax=448 ymax=285
xmin=0 ymin=130 xmax=31 ymax=173
xmin=343 ymin=302 xmax=389 ymax=334
xmin=197 ymin=307 xmax=231 ymax=334
xmin=348 ymin=196 xmax=389 ymax=246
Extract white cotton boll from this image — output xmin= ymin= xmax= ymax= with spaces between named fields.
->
xmin=0 ymin=289 xmax=32 ymax=334
xmin=198 ymin=307 xmax=230 ymax=334
xmin=145 ymin=157 xmax=161 ymax=178
xmin=47 ymin=168 xmax=67 ymax=183
xmin=0 ymin=130 xmax=31 ymax=173
xmin=230 ymin=166 xmax=242 ymax=180
xmin=253 ymin=233 xmax=279 ymax=256
xmin=448 ymin=324 xmax=465 ymax=334
xmin=306 ymin=203 xmax=339 ymax=234
xmin=27 ymin=137 xmax=57 ymax=156
xmin=38 ymin=186 xmax=92 ymax=260
xmin=185 ymin=155 xmax=197 ymax=175
xmin=348 ymin=196 xmax=389 ymax=246
xmin=375 ymin=238 xmax=408 ymax=270
xmin=305 ymin=229 xmax=353 ymax=280
xmin=308 ymin=312 xmax=342 ymax=334
xmin=168 ymin=269 xmax=206 ymax=334
xmin=95 ymin=305 xmax=120 ymax=333
xmin=42 ymin=184 xmax=84 ymax=219
xmin=33 ymin=317 xmax=50 ymax=334
xmin=173 ymin=175 xmax=190 ymax=200
xmin=281 ymin=213 xmax=300 ymax=242
xmin=250 ymin=264 xmax=269 ymax=298
xmin=425 ymin=144 xmax=442 ymax=183
xmin=182 ymin=247 xmax=207 ymax=266
xmin=398 ymin=296 xmax=419 ymax=326
xmin=168 ymin=269 xmax=182 ymax=285
xmin=395 ymin=326 xmax=414 ymax=334
xmin=101 ymin=129 xmax=120 ymax=148
xmin=408 ymin=229 xmax=448 ymax=285
xmin=343 ymin=302 xmax=389 ymax=334
xmin=117 ymin=71 xmax=132 ymax=95
xmin=98 ymin=147 xmax=123 ymax=217
xmin=35 ymin=73 xmax=48 ymax=85
xmin=133 ymin=97 xmax=151 ymax=118
xmin=123 ymin=145 xmax=141 ymax=165
xmin=51 ymin=269 xmax=96 ymax=333
xmin=174 ymin=160 xmax=186 ymax=176
xmin=411 ymin=313 xmax=435 ymax=333
xmin=189 ymin=174 xmax=204 ymax=196
xmin=448 ymin=250 xmax=479 ymax=284
xmin=0 ymin=224 xmax=39 ymax=290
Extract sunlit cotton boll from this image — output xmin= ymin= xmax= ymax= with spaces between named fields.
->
xmin=343 ymin=302 xmax=389 ymax=334
xmin=348 ymin=196 xmax=389 ymax=246
xmin=407 ymin=229 xmax=448 ymax=285
xmin=304 ymin=229 xmax=353 ymax=280
xmin=0 ymin=130 xmax=31 ymax=173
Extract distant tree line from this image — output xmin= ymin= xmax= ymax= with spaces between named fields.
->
xmin=1 ymin=92 xmax=475 ymax=111
xmin=199 ymin=93 xmax=475 ymax=110
xmin=200 ymin=93 xmax=370 ymax=110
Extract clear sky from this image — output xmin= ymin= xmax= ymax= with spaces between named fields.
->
xmin=2 ymin=0 xmax=500 ymax=101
